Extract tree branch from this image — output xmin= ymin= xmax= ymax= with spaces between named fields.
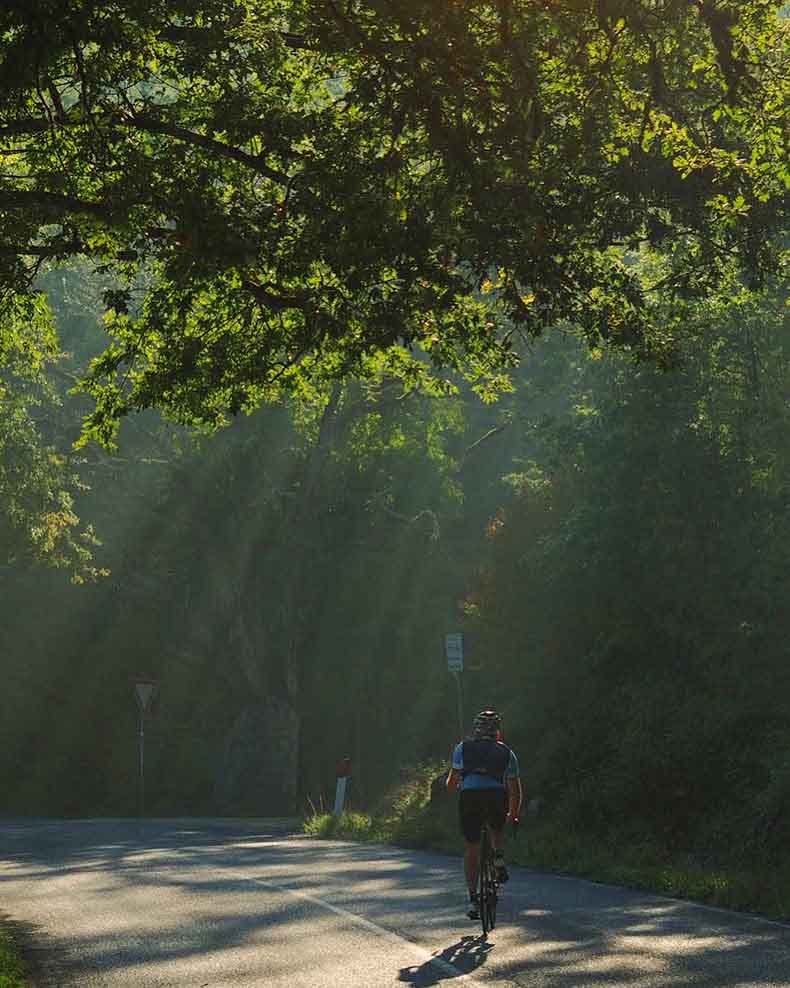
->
xmin=381 ymin=506 xmax=440 ymax=541
xmin=242 ymin=280 xmax=308 ymax=311
xmin=0 ymin=242 xmax=81 ymax=256
xmin=0 ymin=241 xmax=137 ymax=261
xmin=0 ymin=114 xmax=294 ymax=187
xmin=0 ymin=188 xmax=112 ymax=218
xmin=159 ymin=24 xmax=342 ymax=53
xmin=458 ymin=421 xmax=511 ymax=469
xmin=129 ymin=113 xmax=292 ymax=187
xmin=0 ymin=119 xmax=51 ymax=137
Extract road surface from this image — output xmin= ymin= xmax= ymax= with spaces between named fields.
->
xmin=1 ymin=819 xmax=789 ymax=986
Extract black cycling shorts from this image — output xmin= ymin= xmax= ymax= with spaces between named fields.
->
xmin=458 ymin=788 xmax=508 ymax=843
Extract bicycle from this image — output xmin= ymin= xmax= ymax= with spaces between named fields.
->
xmin=477 ymin=817 xmax=518 ymax=937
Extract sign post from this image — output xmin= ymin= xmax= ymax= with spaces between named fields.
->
xmin=445 ymin=633 xmax=464 ymax=737
xmin=133 ymin=678 xmax=158 ymax=819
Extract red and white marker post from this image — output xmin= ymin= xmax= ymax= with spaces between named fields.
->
xmin=333 ymin=757 xmax=352 ymax=816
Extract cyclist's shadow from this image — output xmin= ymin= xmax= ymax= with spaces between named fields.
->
xmin=398 ymin=935 xmax=493 ymax=985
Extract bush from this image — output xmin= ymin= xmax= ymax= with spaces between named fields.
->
xmin=303 ymin=761 xmax=458 ymax=847
xmin=0 ymin=927 xmax=26 ymax=988
xmin=303 ymin=811 xmax=381 ymax=841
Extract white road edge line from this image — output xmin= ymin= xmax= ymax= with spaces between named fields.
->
xmin=224 ymin=866 xmax=490 ymax=986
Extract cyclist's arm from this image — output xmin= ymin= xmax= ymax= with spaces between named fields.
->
xmin=506 ymin=777 xmax=522 ymax=820
xmin=447 ymin=742 xmax=463 ymax=791
xmin=504 ymin=749 xmax=522 ymax=820
xmin=446 ymin=767 xmax=462 ymax=791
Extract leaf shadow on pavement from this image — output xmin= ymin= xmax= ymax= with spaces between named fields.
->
xmin=3 ymin=821 xmax=790 ymax=987
xmin=398 ymin=934 xmax=494 ymax=985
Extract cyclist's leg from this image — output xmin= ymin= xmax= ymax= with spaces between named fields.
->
xmin=459 ymin=791 xmax=484 ymax=915
xmin=464 ymin=838 xmax=480 ymax=893
xmin=487 ymin=790 xmax=509 ymax=882
xmin=490 ymin=828 xmax=508 ymax=881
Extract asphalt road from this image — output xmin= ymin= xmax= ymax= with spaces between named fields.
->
xmin=1 ymin=819 xmax=789 ymax=987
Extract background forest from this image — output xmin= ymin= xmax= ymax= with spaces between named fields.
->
xmin=2 ymin=260 xmax=789 ymax=875
xmin=0 ymin=0 xmax=788 ymax=910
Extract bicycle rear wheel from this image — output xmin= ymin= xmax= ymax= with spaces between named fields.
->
xmin=478 ymin=827 xmax=490 ymax=935
xmin=478 ymin=827 xmax=497 ymax=935
xmin=485 ymin=850 xmax=497 ymax=931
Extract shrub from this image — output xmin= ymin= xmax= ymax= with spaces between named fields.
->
xmin=0 ymin=927 xmax=26 ymax=988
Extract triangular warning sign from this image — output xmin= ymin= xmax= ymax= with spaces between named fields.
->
xmin=135 ymin=682 xmax=157 ymax=712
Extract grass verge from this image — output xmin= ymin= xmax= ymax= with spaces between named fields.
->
xmin=304 ymin=765 xmax=790 ymax=923
xmin=0 ymin=925 xmax=27 ymax=988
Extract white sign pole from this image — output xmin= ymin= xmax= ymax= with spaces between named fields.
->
xmin=445 ymin=634 xmax=465 ymax=736
xmin=133 ymin=679 xmax=158 ymax=819
xmin=454 ymin=673 xmax=464 ymax=738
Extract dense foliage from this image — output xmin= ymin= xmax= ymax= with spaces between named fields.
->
xmin=0 ymin=289 xmax=98 ymax=576
xmin=2 ymin=265 xmax=790 ymax=877
xmin=1 ymin=3 xmax=789 ymax=898
xmin=0 ymin=1 xmax=787 ymax=440
xmin=464 ymin=284 xmax=790 ymax=860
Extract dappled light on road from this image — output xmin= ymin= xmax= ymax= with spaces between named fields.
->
xmin=1 ymin=820 xmax=790 ymax=987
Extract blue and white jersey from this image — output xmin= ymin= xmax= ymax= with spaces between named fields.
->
xmin=452 ymin=738 xmax=520 ymax=791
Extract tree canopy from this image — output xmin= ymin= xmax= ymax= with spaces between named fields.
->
xmin=0 ymin=1 xmax=787 ymax=439
xmin=0 ymin=289 xmax=99 ymax=574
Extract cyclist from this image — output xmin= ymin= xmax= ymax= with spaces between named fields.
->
xmin=446 ymin=709 xmax=522 ymax=920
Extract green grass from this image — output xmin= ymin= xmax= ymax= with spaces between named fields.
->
xmin=303 ymin=765 xmax=790 ymax=923
xmin=0 ymin=927 xmax=27 ymax=988
xmin=303 ymin=811 xmax=382 ymax=841
xmin=507 ymin=823 xmax=790 ymax=920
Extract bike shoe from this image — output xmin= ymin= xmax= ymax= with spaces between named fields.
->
xmin=467 ymin=894 xmax=480 ymax=920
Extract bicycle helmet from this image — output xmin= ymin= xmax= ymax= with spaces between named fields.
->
xmin=472 ymin=709 xmax=502 ymax=739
